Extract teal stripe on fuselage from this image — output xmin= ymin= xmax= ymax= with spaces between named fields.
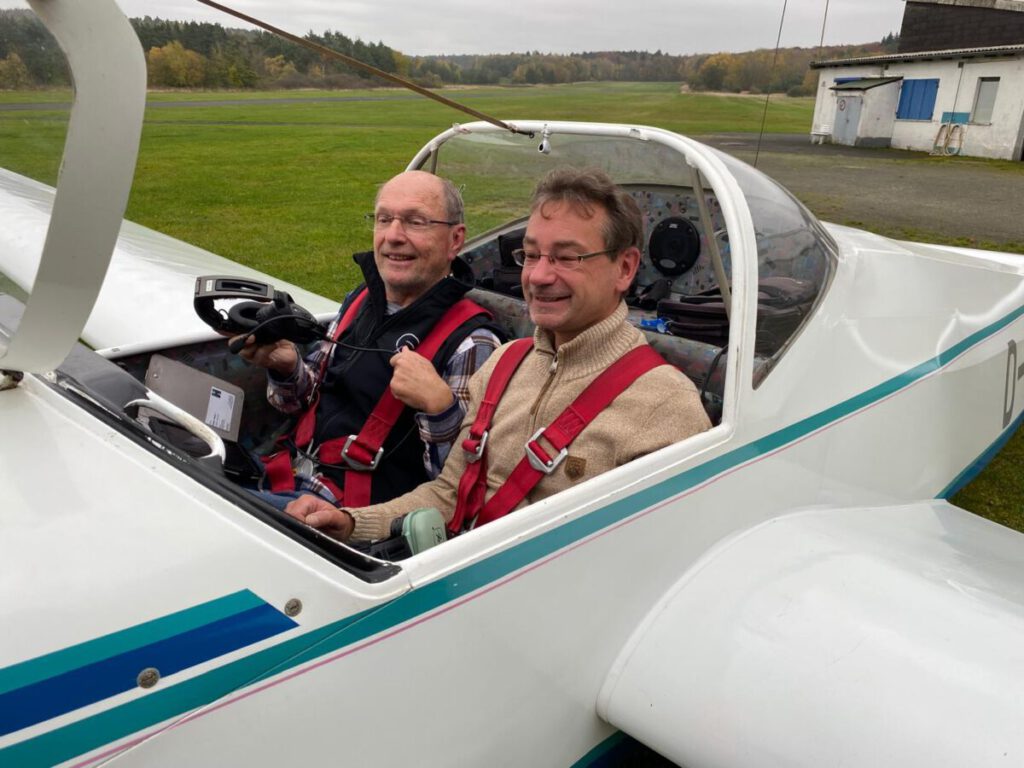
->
xmin=0 ymin=610 xmax=373 ymax=768
xmin=570 ymin=731 xmax=631 ymax=767
xmin=940 ymin=403 xmax=1024 ymax=499
xmin=0 ymin=590 xmax=265 ymax=696
xmin=6 ymin=300 xmax=1024 ymax=768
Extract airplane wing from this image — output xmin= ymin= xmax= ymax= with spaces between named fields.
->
xmin=598 ymin=501 xmax=1024 ymax=767
xmin=0 ymin=168 xmax=337 ymax=357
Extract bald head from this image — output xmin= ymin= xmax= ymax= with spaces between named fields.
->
xmin=375 ymin=171 xmax=464 ymax=225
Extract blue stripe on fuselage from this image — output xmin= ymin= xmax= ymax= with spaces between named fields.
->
xmin=4 ymin=300 xmax=1024 ymax=767
xmin=0 ymin=590 xmax=265 ymax=696
xmin=0 ymin=595 xmax=295 ymax=739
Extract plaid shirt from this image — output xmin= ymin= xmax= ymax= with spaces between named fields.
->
xmin=266 ymin=304 xmax=500 ymax=501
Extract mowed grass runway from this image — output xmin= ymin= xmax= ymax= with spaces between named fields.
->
xmin=1 ymin=82 xmax=1021 ymax=529
xmin=0 ymin=83 xmax=814 ymax=293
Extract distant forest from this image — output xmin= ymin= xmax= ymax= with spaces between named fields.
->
xmin=0 ymin=10 xmax=899 ymax=95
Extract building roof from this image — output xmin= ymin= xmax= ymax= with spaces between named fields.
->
xmin=907 ymin=0 xmax=1024 ymax=11
xmin=811 ymin=42 xmax=1024 ymax=68
xmin=830 ymin=77 xmax=904 ymax=90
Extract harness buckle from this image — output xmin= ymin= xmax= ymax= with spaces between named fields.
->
xmin=462 ymin=429 xmax=489 ymax=463
xmin=341 ymin=434 xmax=383 ymax=471
xmin=524 ymin=428 xmax=567 ymax=475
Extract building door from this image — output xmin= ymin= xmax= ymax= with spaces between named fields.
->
xmin=834 ymin=94 xmax=863 ymax=146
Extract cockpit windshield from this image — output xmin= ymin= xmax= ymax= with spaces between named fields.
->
xmin=710 ymin=147 xmax=836 ymax=366
xmin=421 ymin=128 xmax=696 ymax=237
xmin=425 ymin=124 xmax=835 ymax=373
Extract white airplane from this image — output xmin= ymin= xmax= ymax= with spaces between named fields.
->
xmin=4 ymin=2 xmax=1024 ymax=766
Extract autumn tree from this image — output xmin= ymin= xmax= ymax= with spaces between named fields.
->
xmin=147 ymin=41 xmax=206 ymax=87
xmin=695 ymin=53 xmax=730 ymax=91
xmin=0 ymin=52 xmax=32 ymax=89
xmin=263 ymin=54 xmax=297 ymax=82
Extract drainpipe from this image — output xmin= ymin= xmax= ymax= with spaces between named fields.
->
xmin=932 ymin=62 xmax=967 ymax=156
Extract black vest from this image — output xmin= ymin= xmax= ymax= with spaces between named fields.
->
xmin=313 ymin=251 xmax=495 ymax=504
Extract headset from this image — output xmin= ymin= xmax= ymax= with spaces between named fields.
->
xmin=193 ymin=276 xmax=326 ymax=354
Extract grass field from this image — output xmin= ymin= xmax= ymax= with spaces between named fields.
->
xmin=0 ymin=83 xmax=815 ymax=293
xmin=1 ymin=82 xmax=1022 ymax=530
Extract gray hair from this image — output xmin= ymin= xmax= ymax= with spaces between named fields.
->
xmin=438 ymin=176 xmax=464 ymax=224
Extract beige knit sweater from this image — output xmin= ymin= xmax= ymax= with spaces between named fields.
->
xmin=350 ymin=302 xmax=711 ymax=541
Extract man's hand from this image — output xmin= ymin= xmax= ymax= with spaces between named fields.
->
xmin=231 ymin=336 xmax=298 ymax=376
xmin=389 ymin=347 xmax=455 ymax=414
xmin=285 ymin=494 xmax=355 ymax=541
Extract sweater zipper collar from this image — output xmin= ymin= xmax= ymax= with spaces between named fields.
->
xmin=529 ymin=349 xmax=560 ymax=418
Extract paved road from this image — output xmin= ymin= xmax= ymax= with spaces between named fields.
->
xmin=700 ymin=132 xmax=1024 ymax=248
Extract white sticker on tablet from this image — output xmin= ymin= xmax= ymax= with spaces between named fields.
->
xmin=205 ymin=386 xmax=235 ymax=431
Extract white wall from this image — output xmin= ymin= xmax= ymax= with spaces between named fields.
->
xmin=957 ymin=58 xmax=1024 ymax=160
xmin=812 ymin=67 xmax=885 ymax=134
xmin=813 ymin=56 xmax=1024 ymax=160
xmin=859 ymin=83 xmax=901 ymax=145
xmin=887 ymin=60 xmax=961 ymax=154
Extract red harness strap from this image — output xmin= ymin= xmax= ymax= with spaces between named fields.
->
xmin=261 ymin=288 xmax=369 ymax=494
xmin=263 ymin=290 xmax=489 ymax=507
xmin=449 ymin=342 xmax=669 ymax=535
xmin=449 ymin=338 xmax=533 ymax=534
xmin=290 ymin=288 xmax=369 ymax=452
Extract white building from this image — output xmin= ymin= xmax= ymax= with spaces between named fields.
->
xmin=810 ymin=0 xmax=1024 ymax=160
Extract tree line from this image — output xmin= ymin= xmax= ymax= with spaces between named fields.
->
xmin=0 ymin=10 xmax=898 ymax=94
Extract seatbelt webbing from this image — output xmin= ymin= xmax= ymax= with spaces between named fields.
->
xmin=262 ymin=292 xmax=488 ymax=502
xmin=452 ymin=344 xmax=669 ymax=533
xmin=262 ymin=287 xmax=368 ymax=492
xmin=449 ymin=338 xmax=533 ymax=534
xmin=317 ymin=297 xmax=490 ymax=506
xmin=293 ymin=287 xmax=369 ymax=448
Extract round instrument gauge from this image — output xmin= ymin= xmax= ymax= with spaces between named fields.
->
xmin=648 ymin=216 xmax=701 ymax=277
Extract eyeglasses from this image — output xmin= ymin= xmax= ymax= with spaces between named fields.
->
xmin=367 ymin=212 xmax=459 ymax=232
xmin=511 ymin=248 xmax=616 ymax=272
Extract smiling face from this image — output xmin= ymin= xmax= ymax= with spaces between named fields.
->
xmin=373 ymin=171 xmax=466 ymax=307
xmin=521 ymin=200 xmax=639 ymax=348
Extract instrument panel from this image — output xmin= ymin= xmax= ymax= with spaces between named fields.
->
xmin=632 ymin=186 xmax=728 ymax=297
xmin=461 ymin=184 xmax=728 ymax=300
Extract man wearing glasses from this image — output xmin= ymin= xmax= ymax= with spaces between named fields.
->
xmin=285 ymin=167 xmax=711 ymax=542
xmin=237 ymin=170 xmax=502 ymax=508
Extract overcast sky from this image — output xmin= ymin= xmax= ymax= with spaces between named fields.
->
xmin=3 ymin=0 xmax=907 ymax=56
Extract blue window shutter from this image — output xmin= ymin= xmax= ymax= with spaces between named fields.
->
xmin=896 ymin=78 xmax=938 ymax=120
xmin=896 ymin=81 xmax=913 ymax=118
xmin=925 ymin=79 xmax=938 ymax=118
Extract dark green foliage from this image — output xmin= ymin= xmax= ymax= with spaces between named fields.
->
xmin=0 ymin=11 xmax=399 ymax=90
xmin=0 ymin=10 xmax=896 ymax=92
xmin=880 ymin=31 xmax=901 ymax=52
xmin=133 ymin=16 xmax=230 ymax=56
xmin=0 ymin=9 xmax=69 ymax=86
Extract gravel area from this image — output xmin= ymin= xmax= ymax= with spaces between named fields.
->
xmin=700 ymin=132 xmax=1024 ymax=248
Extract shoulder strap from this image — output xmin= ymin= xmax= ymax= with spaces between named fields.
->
xmin=287 ymin=286 xmax=369 ymax=451
xmin=318 ymin=297 xmax=491 ymax=507
xmin=319 ymin=286 xmax=369 ymax=379
xmin=448 ymin=338 xmax=534 ymax=535
xmin=455 ymin=344 xmax=669 ymax=533
xmin=339 ymin=286 xmax=369 ymax=328
xmin=261 ymin=287 xmax=369 ymax=493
